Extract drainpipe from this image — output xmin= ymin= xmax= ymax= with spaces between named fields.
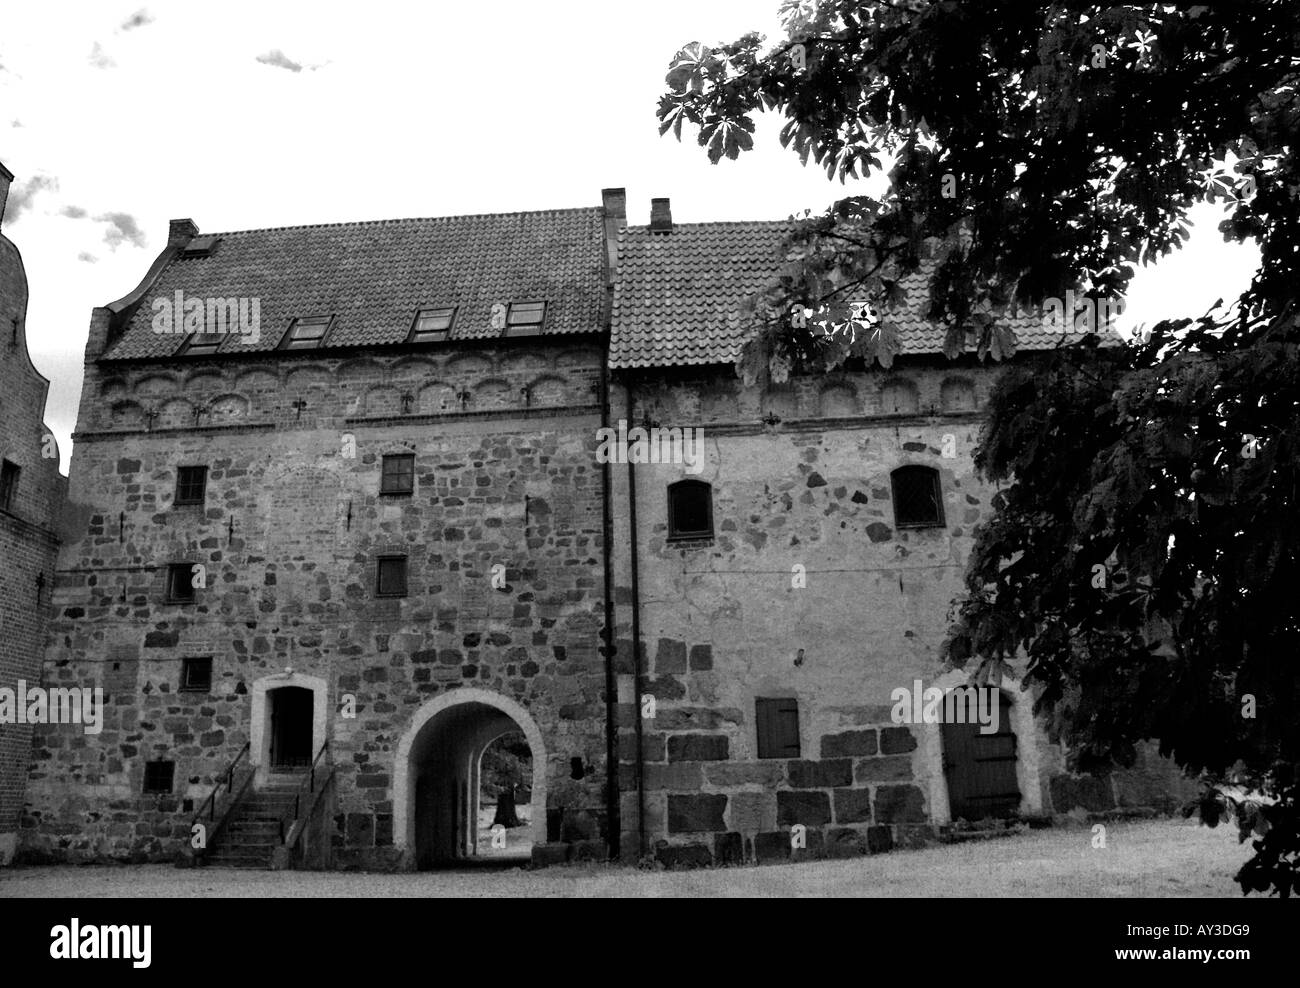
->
xmin=625 ymin=373 xmax=647 ymax=858
xmin=598 ymin=343 xmax=621 ymax=861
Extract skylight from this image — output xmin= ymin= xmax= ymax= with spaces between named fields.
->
xmin=280 ymin=315 xmax=332 ymax=350
xmin=409 ymin=307 xmax=456 ymax=343
xmin=181 ymin=235 xmax=220 ymax=257
xmin=504 ymin=301 xmax=546 ymax=337
xmin=181 ymin=333 xmax=224 ymax=356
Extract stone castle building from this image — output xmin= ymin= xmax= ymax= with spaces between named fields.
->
xmin=12 ymin=187 xmax=1192 ymax=869
xmin=0 ymin=161 xmax=67 ymax=865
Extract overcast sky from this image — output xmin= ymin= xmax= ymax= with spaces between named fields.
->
xmin=0 ymin=1 xmax=1261 ymax=471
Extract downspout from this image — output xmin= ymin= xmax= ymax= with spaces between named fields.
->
xmin=599 ymin=343 xmax=620 ymax=861
xmin=625 ymin=372 xmax=647 ymax=858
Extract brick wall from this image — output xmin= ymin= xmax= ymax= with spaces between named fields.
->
xmin=0 ymin=227 xmax=65 ymax=865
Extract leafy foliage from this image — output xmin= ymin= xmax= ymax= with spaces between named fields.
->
xmin=661 ymin=1 xmax=1300 ymax=894
xmin=659 ymin=1 xmax=1296 ymax=379
xmin=480 ymin=732 xmax=531 ymax=801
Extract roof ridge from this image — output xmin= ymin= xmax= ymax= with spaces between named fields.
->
xmin=622 ymin=219 xmax=797 ymax=232
xmin=206 ymin=205 xmax=602 ymax=238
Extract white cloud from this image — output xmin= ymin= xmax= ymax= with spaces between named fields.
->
xmin=119 ymin=9 xmax=154 ymax=32
xmin=255 ymin=48 xmax=302 ymax=73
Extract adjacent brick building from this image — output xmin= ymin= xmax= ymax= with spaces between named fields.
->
xmin=0 ymin=161 xmax=67 ymax=864
xmin=14 ymin=187 xmax=1194 ymax=869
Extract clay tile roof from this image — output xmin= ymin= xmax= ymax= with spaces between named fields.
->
xmin=103 ymin=207 xmax=607 ymax=360
xmin=609 ymin=221 xmax=1115 ymax=370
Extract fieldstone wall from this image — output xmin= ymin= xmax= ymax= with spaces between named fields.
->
xmin=610 ymin=358 xmax=1194 ymax=866
xmin=19 ymin=328 xmax=612 ymax=866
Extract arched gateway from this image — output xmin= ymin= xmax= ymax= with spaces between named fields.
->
xmin=392 ymin=688 xmax=547 ymax=869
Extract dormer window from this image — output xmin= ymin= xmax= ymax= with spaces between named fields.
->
xmin=180 ymin=333 xmax=224 ymax=356
xmin=181 ymin=235 xmax=220 ymax=257
xmin=409 ymin=307 xmax=455 ymax=344
xmin=504 ymin=301 xmax=546 ymax=337
xmin=280 ymin=315 xmax=332 ymax=350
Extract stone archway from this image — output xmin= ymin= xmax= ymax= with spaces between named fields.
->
xmin=920 ymin=670 xmax=1043 ymax=825
xmin=392 ymin=688 xmax=546 ymax=869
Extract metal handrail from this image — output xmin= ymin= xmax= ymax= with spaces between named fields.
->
xmin=190 ymin=741 xmax=250 ymax=828
xmin=278 ymin=740 xmax=330 ymax=844
xmin=285 ymin=764 xmax=338 ymax=864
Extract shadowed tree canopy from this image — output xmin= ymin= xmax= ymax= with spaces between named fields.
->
xmin=658 ymin=0 xmax=1300 ymax=895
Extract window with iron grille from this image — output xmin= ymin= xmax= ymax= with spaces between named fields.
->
xmin=279 ymin=315 xmax=332 ymax=350
xmin=174 ymin=465 xmax=207 ymax=505
xmin=0 ymin=459 xmax=18 ymax=512
xmin=756 ymin=697 xmax=800 ymax=758
xmin=180 ymin=656 xmax=213 ymax=692
xmin=166 ymin=563 xmax=197 ymax=603
xmin=409 ymin=307 xmax=456 ymax=343
xmin=890 ymin=465 xmax=945 ymax=528
xmin=380 ymin=454 xmax=415 ymax=495
xmin=181 ymin=333 xmax=224 ymax=356
xmin=376 ymin=555 xmax=408 ymax=597
xmin=143 ymin=761 xmax=175 ymax=794
xmin=667 ymin=480 xmax=713 ymax=541
xmin=503 ymin=301 xmax=546 ymax=337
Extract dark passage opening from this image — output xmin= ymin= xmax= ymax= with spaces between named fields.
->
xmin=411 ymin=703 xmax=534 ymax=870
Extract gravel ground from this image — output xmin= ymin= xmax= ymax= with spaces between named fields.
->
xmin=0 ymin=818 xmax=1252 ymax=898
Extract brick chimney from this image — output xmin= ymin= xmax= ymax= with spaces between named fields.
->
xmin=0 ymin=160 xmax=13 ymax=233
xmin=168 ymin=217 xmax=198 ymax=246
xmin=601 ymin=187 xmax=626 ymax=281
xmin=650 ymin=197 xmax=673 ymax=234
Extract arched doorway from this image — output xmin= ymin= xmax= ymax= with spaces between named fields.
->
xmin=249 ymin=672 xmax=328 ymax=786
xmin=392 ymin=689 xmax=546 ymax=870
xmin=920 ymin=670 xmax=1044 ymax=825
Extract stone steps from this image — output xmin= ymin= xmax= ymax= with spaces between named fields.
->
xmin=204 ymin=780 xmax=309 ymax=868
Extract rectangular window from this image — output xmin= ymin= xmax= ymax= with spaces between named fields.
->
xmin=756 ymin=697 xmax=800 ymax=758
xmin=504 ymin=301 xmax=546 ymax=337
xmin=380 ymin=454 xmax=415 ymax=495
xmin=166 ymin=563 xmax=196 ymax=603
xmin=180 ymin=656 xmax=213 ymax=692
xmin=376 ymin=555 xmax=408 ymax=597
xmin=891 ymin=466 xmax=946 ymax=528
xmin=143 ymin=761 xmax=175 ymax=794
xmin=409 ymin=307 xmax=456 ymax=343
xmin=667 ymin=481 xmax=713 ymax=541
xmin=174 ymin=465 xmax=208 ymax=505
xmin=0 ymin=459 xmax=18 ymax=512
xmin=280 ymin=315 xmax=332 ymax=350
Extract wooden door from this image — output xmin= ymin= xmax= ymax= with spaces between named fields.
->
xmin=942 ymin=690 xmax=1020 ymax=821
